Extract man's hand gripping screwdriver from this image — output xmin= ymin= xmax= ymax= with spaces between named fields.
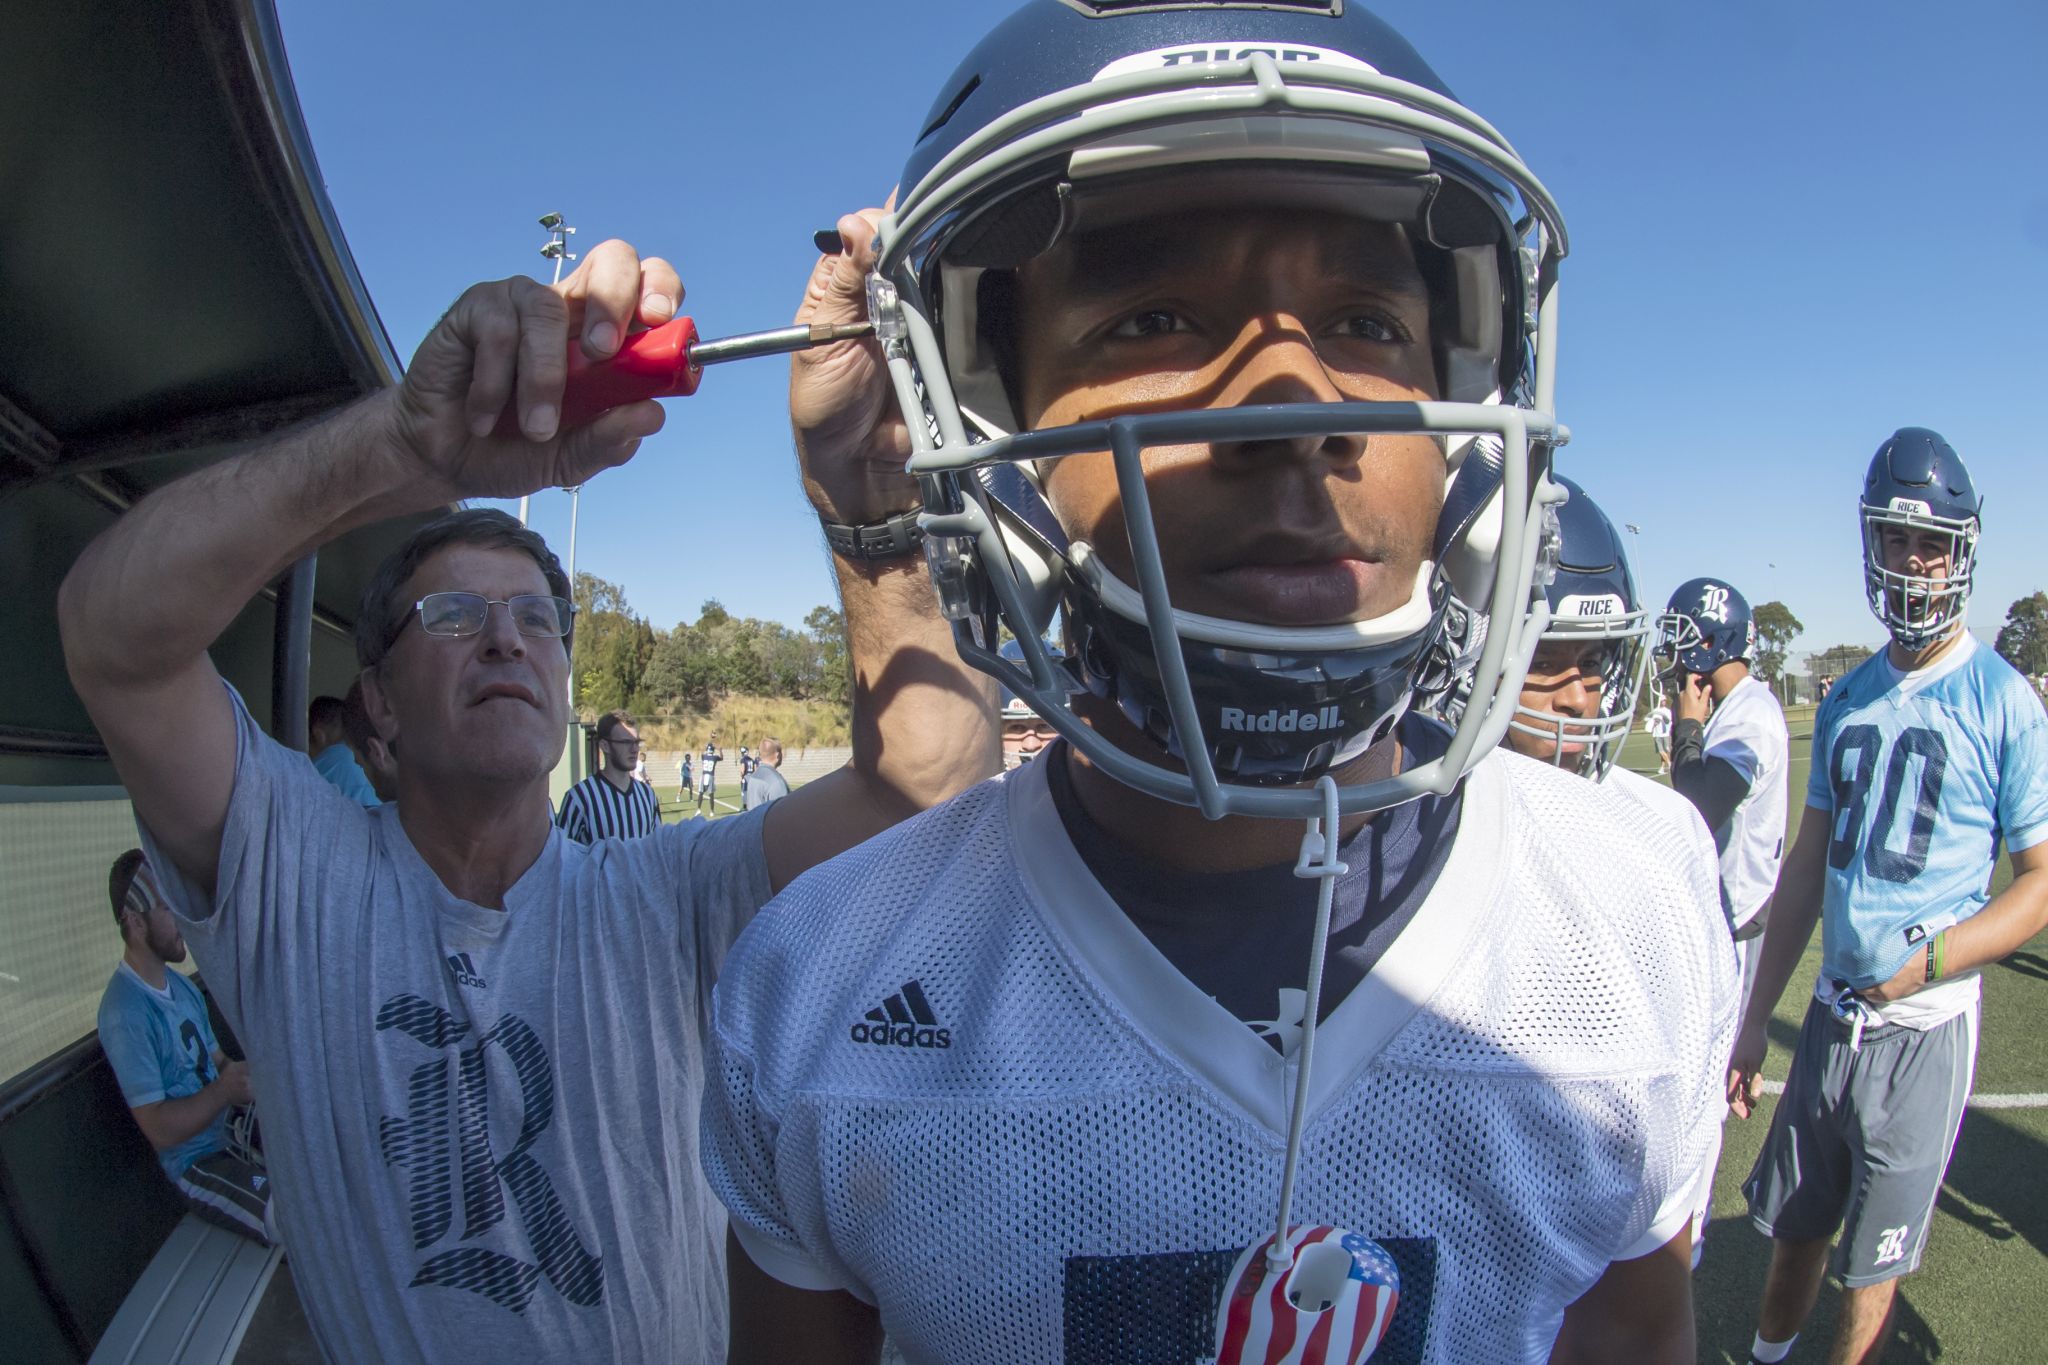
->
xmin=500 ymin=312 xmax=875 ymax=436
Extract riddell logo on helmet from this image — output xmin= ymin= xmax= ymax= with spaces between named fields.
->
xmin=1218 ymin=704 xmax=1341 ymax=734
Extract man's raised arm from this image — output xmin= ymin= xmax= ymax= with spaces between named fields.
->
xmin=59 ymin=245 xmax=679 ymax=890
xmin=760 ymin=204 xmax=1001 ymax=893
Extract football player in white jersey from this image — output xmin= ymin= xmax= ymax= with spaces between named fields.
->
xmin=1727 ymin=430 xmax=2048 ymax=1365
xmin=703 ymin=4 xmax=1733 ymax=1362
xmin=1646 ymin=694 xmax=1673 ymax=774
xmin=1656 ymin=576 xmax=1790 ymax=1014
xmin=1651 ymin=577 xmax=1790 ymax=1273
xmin=1502 ymin=476 xmax=1706 ymax=843
xmin=1502 ymin=480 xmax=1736 ymax=1276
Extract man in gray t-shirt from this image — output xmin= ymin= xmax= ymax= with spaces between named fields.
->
xmin=743 ymin=737 xmax=793 ymax=810
xmin=60 ymin=235 xmax=998 ymax=1362
xmin=144 ymin=688 xmax=770 ymax=1358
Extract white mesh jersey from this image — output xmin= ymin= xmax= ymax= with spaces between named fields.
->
xmin=1603 ymin=764 xmax=1714 ymax=856
xmin=1700 ymin=676 xmax=1790 ymax=928
xmin=704 ymin=751 xmax=1736 ymax=1365
xmin=1601 ymin=762 xmax=1740 ymax=1256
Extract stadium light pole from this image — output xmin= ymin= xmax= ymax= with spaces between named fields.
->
xmin=565 ymin=479 xmax=582 ymax=714
xmin=520 ymin=213 xmax=578 ymax=527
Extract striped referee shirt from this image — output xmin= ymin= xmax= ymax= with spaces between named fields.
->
xmin=557 ymin=771 xmax=662 ymax=842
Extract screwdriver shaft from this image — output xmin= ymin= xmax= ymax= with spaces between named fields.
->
xmin=690 ymin=320 xmax=876 ymax=368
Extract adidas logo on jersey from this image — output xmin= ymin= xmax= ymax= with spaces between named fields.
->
xmin=1218 ymin=704 xmax=1341 ymax=734
xmin=445 ymin=952 xmax=488 ymax=990
xmin=849 ymin=980 xmax=952 ymax=1050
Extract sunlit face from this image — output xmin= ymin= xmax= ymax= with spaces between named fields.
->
xmin=1013 ymin=209 xmax=1444 ymax=629
xmin=1874 ymin=521 xmax=1963 ymax=629
xmin=366 ymin=545 xmax=571 ymax=789
xmin=1507 ymin=638 xmax=1610 ymax=765
xmin=1879 ymin=524 xmax=1953 ymax=583
xmin=123 ymin=865 xmax=187 ymax=964
xmin=603 ymin=722 xmax=642 ymax=773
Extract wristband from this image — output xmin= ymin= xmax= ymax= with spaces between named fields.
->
xmin=821 ymin=508 xmax=924 ymax=561
xmin=1928 ymin=930 xmax=1947 ymax=983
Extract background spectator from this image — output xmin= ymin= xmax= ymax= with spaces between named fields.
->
xmin=743 ymin=737 xmax=791 ymax=810
xmin=97 ymin=850 xmax=275 ymax=1244
xmin=558 ymin=710 xmax=661 ymax=841
xmin=309 ymin=694 xmax=379 ymax=807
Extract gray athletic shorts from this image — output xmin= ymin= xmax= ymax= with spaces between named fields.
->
xmin=1745 ymin=994 xmax=1977 ymax=1286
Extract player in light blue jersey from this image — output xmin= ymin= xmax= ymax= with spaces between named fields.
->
xmin=1727 ymin=429 xmax=2048 ymax=1365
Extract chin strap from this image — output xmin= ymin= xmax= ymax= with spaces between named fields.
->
xmin=1265 ymin=775 xmax=1350 ymax=1278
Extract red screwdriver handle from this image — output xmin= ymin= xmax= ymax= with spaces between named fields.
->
xmin=559 ymin=315 xmax=701 ymax=426
xmin=494 ymin=316 xmax=701 ymax=437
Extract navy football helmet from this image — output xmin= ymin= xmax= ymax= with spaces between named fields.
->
xmin=1655 ymin=577 xmax=1755 ymax=679
xmin=1509 ymin=478 xmax=1647 ymax=780
xmin=871 ymin=0 xmax=1570 ymax=820
xmin=1861 ymin=427 xmax=1981 ymax=650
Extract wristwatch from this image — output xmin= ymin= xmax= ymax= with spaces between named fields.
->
xmin=821 ymin=507 xmax=925 ymax=561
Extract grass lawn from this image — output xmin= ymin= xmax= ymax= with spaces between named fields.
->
xmin=655 ymin=776 xmax=808 ymax=823
xmin=1617 ymin=713 xmax=2048 ymax=1362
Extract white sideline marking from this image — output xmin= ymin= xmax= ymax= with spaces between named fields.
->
xmin=1757 ymin=1079 xmax=2048 ymax=1110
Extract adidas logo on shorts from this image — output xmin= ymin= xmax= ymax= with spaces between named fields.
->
xmin=445 ymin=952 xmax=488 ymax=990
xmin=849 ymin=980 xmax=952 ymax=1050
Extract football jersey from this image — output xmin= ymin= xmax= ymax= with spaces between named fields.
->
xmin=97 ymin=963 xmax=228 ymax=1180
xmin=1603 ymin=764 xmax=1711 ymax=851
xmin=1806 ymin=635 xmax=2048 ymax=1025
xmin=703 ymin=750 xmax=1736 ymax=1364
xmin=1701 ymin=676 xmax=1790 ymax=928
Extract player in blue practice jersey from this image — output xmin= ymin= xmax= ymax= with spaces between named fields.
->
xmin=1727 ymin=428 xmax=2048 ymax=1365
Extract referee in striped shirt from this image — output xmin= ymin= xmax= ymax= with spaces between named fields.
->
xmin=557 ymin=710 xmax=661 ymax=841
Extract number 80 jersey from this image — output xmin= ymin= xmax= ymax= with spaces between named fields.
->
xmin=1809 ymin=636 xmax=2048 ymax=1003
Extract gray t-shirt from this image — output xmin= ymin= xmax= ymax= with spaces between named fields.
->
xmin=139 ymin=686 xmax=771 ymax=1364
xmin=742 ymin=763 xmax=791 ymax=810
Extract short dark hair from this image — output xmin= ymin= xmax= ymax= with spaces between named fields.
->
xmin=308 ymin=694 xmax=347 ymax=736
xmin=355 ymin=509 xmax=573 ymax=670
xmin=596 ymin=710 xmax=636 ymax=743
xmin=109 ymin=848 xmax=147 ymax=928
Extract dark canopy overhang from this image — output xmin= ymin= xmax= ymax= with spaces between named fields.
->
xmin=1 ymin=0 xmax=437 ymax=775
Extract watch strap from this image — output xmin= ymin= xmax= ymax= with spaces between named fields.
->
xmin=821 ymin=507 xmax=924 ymax=561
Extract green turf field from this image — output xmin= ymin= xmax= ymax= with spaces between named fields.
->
xmin=1617 ymin=710 xmax=2048 ymax=1361
xmin=656 ymin=775 xmax=806 ymax=823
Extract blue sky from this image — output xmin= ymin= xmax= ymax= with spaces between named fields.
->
xmin=276 ymin=0 xmax=2045 ymax=658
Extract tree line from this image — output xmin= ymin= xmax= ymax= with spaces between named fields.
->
xmin=570 ymin=571 xmax=2047 ymax=726
xmin=568 ymin=573 xmax=849 ymax=721
xmin=1759 ymin=593 xmax=2048 ymax=689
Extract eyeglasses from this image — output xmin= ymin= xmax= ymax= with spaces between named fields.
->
xmin=406 ymin=592 xmax=576 ymax=641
